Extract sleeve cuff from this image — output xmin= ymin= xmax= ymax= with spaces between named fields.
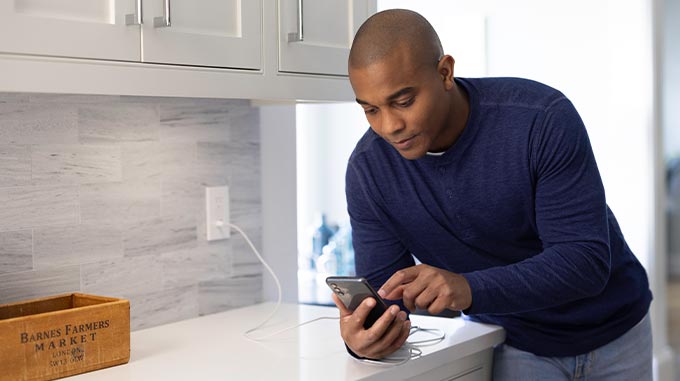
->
xmin=461 ymin=271 xmax=486 ymax=315
xmin=344 ymin=343 xmax=379 ymax=361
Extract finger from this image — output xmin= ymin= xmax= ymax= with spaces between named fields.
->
xmin=413 ymin=285 xmax=439 ymax=311
xmin=384 ymin=319 xmax=411 ymax=356
xmin=348 ymin=303 xmax=399 ymax=355
xmin=331 ymin=293 xmax=352 ymax=317
xmin=347 ymin=297 xmax=377 ymax=330
xmin=379 ymin=267 xmax=420 ymax=299
xmin=365 ymin=314 xmax=409 ymax=358
xmin=381 ymin=285 xmax=406 ymax=301
xmin=428 ymin=289 xmax=455 ymax=315
xmin=361 ymin=304 xmax=400 ymax=345
xmin=401 ymin=280 xmax=429 ymax=312
xmin=428 ymin=297 xmax=450 ymax=315
xmin=369 ymin=308 xmax=407 ymax=346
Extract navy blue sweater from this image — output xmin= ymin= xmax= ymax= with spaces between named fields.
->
xmin=345 ymin=77 xmax=652 ymax=357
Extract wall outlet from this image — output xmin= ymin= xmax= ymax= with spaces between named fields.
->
xmin=206 ymin=186 xmax=230 ymax=241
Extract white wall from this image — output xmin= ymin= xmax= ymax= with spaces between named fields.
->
xmin=377 ymin=0 xmax=487 ymax=78
xmin=664 ymin=0 xmax=680 ymax=159
xmin=261 ymin=104 xmax=299 ymax=303
xmin=295 ymin=103 xmax=366 ymax=255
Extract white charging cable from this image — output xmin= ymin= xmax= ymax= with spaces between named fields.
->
xmin=353 ymin=345 xmax=423 ymax=366
xmin=229 ymin=223 xmax=445 ymax=365
xmin=408 ymin=326 xmax=446 ymax=346
xmin=353 ymin=326 xmax=445 ymax=366
xmin=227 ymin=223 xmax=283 ymax=341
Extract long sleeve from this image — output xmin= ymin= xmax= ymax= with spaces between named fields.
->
xmin=346 ymin=160 xmax=415 ymax=291
xmin=462 ymin=97 xmax=611 ymax=315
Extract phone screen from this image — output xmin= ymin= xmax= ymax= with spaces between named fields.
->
xmin=326 ymin=276 xmax=389 ymax=329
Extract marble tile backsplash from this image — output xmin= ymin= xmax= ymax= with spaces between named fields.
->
xmin=0 ymin=93 xmax=263 ymax=330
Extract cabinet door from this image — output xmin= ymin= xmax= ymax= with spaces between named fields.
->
xmin=0 ymin=0 xmax=140 ymax=61
xmin=142 ymin=0 xmax=261 ymax=69
xmin=278 ymin=0 xmax=376 ymax=76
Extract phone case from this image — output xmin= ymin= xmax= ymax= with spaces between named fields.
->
xmin=326 ymin=276 xmax=389 ymax=329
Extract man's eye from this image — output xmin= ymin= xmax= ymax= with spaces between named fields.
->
xmin=396 ymin=98 xmax=415 ymax=107
xmin=364 ymin=108 xmax=378 ymax=115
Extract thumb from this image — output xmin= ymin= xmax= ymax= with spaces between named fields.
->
xmin=332 ymin=293 xmax=352 ymax=317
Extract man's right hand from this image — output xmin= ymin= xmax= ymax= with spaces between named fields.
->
xmin=332 ymin=293 xmax=411 ymax=359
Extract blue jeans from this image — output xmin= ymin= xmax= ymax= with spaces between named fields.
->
xmin=492 ymin=313 xmax=652 ymax=381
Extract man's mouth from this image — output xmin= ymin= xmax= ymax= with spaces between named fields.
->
xmin=393 ymin=135 xmax=417 ymax=150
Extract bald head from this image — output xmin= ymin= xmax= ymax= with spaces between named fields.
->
xmin=349 ymin=9 xmax=443 ymax=70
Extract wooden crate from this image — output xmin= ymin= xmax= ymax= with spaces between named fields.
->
xmin=0 ymin=293 xmax=130 ymax=381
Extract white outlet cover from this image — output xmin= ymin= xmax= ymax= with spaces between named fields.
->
xmin=206 ymin=186 xmax=230 ymax=241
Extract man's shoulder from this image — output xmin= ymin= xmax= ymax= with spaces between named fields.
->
xmin=348 ymin=127 xmax=390 ymax=165
xmin=460 ymin=77 xmax=566 ymax=109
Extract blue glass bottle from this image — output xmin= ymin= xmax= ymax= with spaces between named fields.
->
xmin=311 ymin=213 xmax=333 ymax=269
xmin=331 ymin=222 xmax=355 ymax=275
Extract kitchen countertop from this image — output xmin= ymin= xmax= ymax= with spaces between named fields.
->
xmin=64 ymin=303 xmax=505 ymax=381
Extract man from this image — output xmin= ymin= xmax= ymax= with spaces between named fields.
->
xmin=332 ymin=8 xmax=653 ymax=380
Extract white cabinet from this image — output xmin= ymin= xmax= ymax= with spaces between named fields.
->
xmin=0 ymin=0 xmax=140 ymax=61
xmin=0 ymin=0 xmax=261 ymax=70
xmin=141 ymin=0 xmax=261 ymax=69
xmin=0 ymin=1 xmax=377 ymax=101
xmin=278 ymin=0 xmax=375 ymax=76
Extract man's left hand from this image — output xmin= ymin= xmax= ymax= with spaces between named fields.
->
xmin=378 ymin=264 xmax=472 ymax=314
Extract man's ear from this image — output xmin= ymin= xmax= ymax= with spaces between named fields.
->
xmin=437 ymin=55 xmax=455 ymax=90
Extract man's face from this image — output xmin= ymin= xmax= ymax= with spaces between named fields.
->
xmin=349 ymin=47 xmax=452 ymax=160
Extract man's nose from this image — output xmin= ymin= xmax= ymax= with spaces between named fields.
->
xmin=380 ymin=110 xmax=405 ymax=136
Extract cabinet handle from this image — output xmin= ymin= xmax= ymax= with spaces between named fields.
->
xmin=287 ymin=0 xmax=304 ymax=42
xmin=125 ymin=0 xmax=142 ymax=25
xmin=154 ymin=0 xmax=172 ymax=28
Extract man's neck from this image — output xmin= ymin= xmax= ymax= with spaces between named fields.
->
xmin=431 ymin=82 xmax=470 ymax=153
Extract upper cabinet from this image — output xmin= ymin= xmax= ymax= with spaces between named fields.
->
xmin=141 ymin=0 xmax=261 ymax=69
xmin=278 ymin=0 xmax=374 ymax=76
xmin=0 ymin=0 xmax=376 ymax=101
xmin=0 ymin=0 xmax=261 ymax=70
xmin=0 ymin=0 xmax=140 ymax=61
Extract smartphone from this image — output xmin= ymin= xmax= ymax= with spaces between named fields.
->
xmin=326 ymin=276 xmax=389 ymax=329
